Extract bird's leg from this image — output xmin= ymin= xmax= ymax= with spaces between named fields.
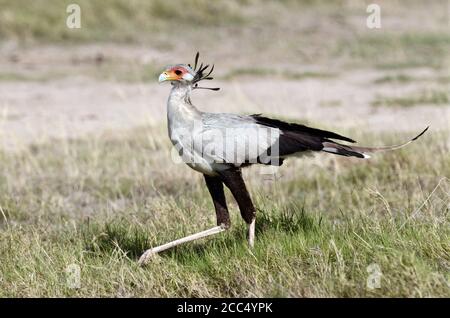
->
xmin=138 ymin=225 xmax=225 ymax=265
xmin=138 ymin=175 xmax=231 ymax=265
xmin=204 ymin=175 xmax=231 ymax=228
xmin=219 ymin=169 xmax=256 ymax=248
xmin=248 ymin=218 xmax=255 ymax=248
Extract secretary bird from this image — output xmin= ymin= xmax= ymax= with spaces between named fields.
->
xmin=138 ymin=53 xmax=428 ymax=264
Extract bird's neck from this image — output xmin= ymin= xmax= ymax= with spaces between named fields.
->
xmin=168 ymin=83 xmax=200 ymax=115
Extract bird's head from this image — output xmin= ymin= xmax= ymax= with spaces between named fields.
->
xmin=158 ymin=64 xmax=195 ymax=84
xmin=158 ymin=52 xmax=220 ymax=91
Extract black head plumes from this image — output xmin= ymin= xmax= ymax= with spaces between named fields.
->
xmin=188 ymin=52 xmax=220 ymax=91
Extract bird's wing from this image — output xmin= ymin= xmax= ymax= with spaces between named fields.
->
xmin=198 ymin=113 xmax=280 ymax=165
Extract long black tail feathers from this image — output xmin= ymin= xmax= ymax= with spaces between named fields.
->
xmin=322 ymin=126 xmax=429 ymax=159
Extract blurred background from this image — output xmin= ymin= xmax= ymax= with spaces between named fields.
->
xmin=0 ymin=0 xmax=448 ymax=149
xmin=0 ymin=0 xmax=449 ymax=297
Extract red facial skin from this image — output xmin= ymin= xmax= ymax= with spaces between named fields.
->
xmin=160 ymin=65 xmax=193 ymax=82
xmin=168 ymin=66 xmax=189 ymax=79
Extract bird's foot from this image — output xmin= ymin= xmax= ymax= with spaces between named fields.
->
xmin=138 ymin=249 xmax=158 ymax=265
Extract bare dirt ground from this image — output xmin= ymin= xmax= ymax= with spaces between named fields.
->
xmin=0 ymin=45 xmax=448 ymax=151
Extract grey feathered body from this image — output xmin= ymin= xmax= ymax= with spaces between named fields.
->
xmin=167 ymin=84 xmax=281 ymax=175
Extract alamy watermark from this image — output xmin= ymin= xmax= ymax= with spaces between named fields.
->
xmin=66 ymin=4 xmax=81 ymax=29
xmin=366 ymin=4 xmax=381 ymax=29
xmin=366 ymin=263 xmax=382 ymax=290
xmin=65 ymin=263 xmax=81 ymax=289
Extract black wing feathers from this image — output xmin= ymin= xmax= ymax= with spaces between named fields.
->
xmin=251 ymin=114 xmax=356 ymax=158
xmin=251 ymin=114 xmax=355 ymax=143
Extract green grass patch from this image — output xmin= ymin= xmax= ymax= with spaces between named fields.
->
xmin=222 ymin=67 xmax=336 ymax=81
xmin=0 ymin=125 xmax=448 ymax=296
xmin=336 ymin=33 xmax=450 ymax=69
xmin=374 ymin=74 xmax=450 ymax=85
xmin=373 ymin=74 xmax=415 ymax=84
xmin=372 ymin=90 xmax=449 ymax=107
xmin=0 ymin=0 xmax=247 ymax=44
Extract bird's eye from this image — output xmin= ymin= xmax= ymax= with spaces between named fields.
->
xmin=174 ymin=70 xmax=182 ymax=76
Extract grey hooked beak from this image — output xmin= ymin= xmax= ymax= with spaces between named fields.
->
xmin=158 ymin=72 xmax=169 ymax=82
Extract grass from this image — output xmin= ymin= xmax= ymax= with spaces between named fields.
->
xmin=0 ymin=0 xmax=246 ymax=43
xmin=372 ymin=90 xmax=450 ymax=107
xmin=1 ymin=1 xmax=448 ymax=70
xmin=0 ymin=59 xmax=163 ymax=83
xmin=337 ymin=32 xmax=450 ymax=69
xmin=0 ymin=125 xmax=449 ymax=297
xmin=0 ymin=64 xmax=335 ymax=83
xmin=374 ymin=74 xmax=450 ymax=85
xmin=221 ymin=68 xmax=336 ymax=81
xmin=373 ymin=74 xmax=415 ymax=84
